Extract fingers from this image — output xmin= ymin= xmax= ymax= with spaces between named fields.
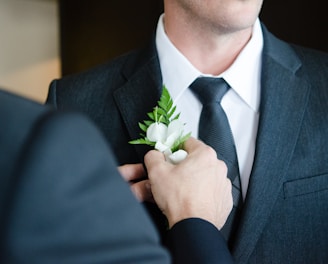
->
xmin=182 ymin=137 xmax=203 ymax=153
xmin=118 ymin=163 xmax=155 ymax=203
xmin=144 ymin=150 xmax=168 ymax=172
xmin=183 ymin=137 xmax=217 ymax=162
xmin=130 ymin=179 xmax=154 ymax=203
xmin=118 ymin=163 xmax=145 ymax=182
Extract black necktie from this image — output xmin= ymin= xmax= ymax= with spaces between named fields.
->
xmin=190 ymin=77 xmax=242 ymax=241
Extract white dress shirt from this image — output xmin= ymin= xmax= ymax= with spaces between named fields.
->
xmin=155 ymin=14 xmax=263 ymax=199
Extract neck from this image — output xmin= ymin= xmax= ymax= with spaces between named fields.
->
xmin=164 ymin=15 xmax=253 ymax=76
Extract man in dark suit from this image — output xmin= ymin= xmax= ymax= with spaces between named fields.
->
xmin=46 ymin=0 xmax=328 ymax=262
xmin=0 ymin=89 xmax=233 ymax=263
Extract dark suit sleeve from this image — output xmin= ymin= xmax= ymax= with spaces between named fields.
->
xmin=166 ymin=218 xmax=234 ymax=264
xmin=3 ymin=112 xmax=170 ymax=264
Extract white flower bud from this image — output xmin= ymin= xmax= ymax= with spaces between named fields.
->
xmin=147 ymin=122 xmax=167 ymax=142
xmin=168 ymin=149 xmax=188 ymax=164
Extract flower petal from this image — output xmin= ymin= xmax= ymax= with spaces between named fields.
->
xmin=155 ymin=141 xmax=170 ymax=152
xmin=164 ymin=119 xmax=184 ymax=148
xmin=147 ymin=123 xmax=167 ymax=142
xmin=164 ymin=130 xmax=181 ymax=148
xmin=167 ymin=119 xmax=184 ymax=136
xmin=168 ymin=149 xmax=188 ymax=164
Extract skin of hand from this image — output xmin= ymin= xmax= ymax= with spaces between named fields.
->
xmin=118 ymin=163 xmax=154 ymax=202
xmin=144 ymin=137 xmax=233 ymax=230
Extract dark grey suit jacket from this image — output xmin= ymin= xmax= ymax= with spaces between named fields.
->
xmin=47 ymin=24 xmax=328 ymax=263
xmin=0 ymin=89 xmax=170 ymax=263
xmin=1 ymin=90 xmax=232 ymax=264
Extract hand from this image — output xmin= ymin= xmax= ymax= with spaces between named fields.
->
xmin=118 ymin=163 xmax=154 ymax=202
xmin=144 ymin=137 xmax=233 ymax=230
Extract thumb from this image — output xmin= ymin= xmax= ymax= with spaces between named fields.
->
xmin=144 ymin=150 xmax=166 ymax=170
xmin=183 ymin=137 xmax=204 ymax=153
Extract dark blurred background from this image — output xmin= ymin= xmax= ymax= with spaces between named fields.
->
xmin=59 ymin=0 xmax=327 ymax=76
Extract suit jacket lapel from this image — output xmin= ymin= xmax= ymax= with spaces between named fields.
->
xmin=113 ymin=39 xmax=163 ymax=161
xmin=232 ymin=26 xmax=311 ymax=261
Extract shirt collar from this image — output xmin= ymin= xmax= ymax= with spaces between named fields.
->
xmin=156 ymin=14 xmax=200 ymax=102
xmin=156 ymin=14 xmax=263 ymax=112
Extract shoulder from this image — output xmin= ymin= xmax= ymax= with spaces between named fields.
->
xmin=261 ymin=25 xmax=328 ymax=100
xmin=293 ymin=46 xmax=328 ymax=105
xmin=288 ymin=42 xmax=328 ymax=73
xmin=262 ymin=24 xmax=328 ymax=78
xmin=47 ymin=38 xmax=159 ymax=109
xmin=0 ymin=90 xmax=54 ymax=180
xmin=0 ymin=89 xmax=101 ymax=154
xmin=53 ymin=38 xmax=158 ymax=92
xmin=0 ymin=89 xmax=51 ymax=124
xmin=290 ymin=44 xmax=328 ymax=64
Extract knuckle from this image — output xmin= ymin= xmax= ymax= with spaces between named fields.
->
xmin=219 ymin=160 xmax=228 ymax=171
xmin=199 ymin=145 xmax=218 ymax=163
xmin=226 ymin=177 xmax=232 ymax=187
xmin=144 ymin=151 xmax=153 ymax=163
xmin=131 ymin=183 xmax=145 ymax=201
xmin=204 ymin=145 xmax=217 ymax=157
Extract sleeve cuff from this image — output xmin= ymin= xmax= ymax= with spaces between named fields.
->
xmin=166 ymin=218 xmax=234 ymax=264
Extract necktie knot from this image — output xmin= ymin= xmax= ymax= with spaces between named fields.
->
xmin=190 ymin=77 xmax=229 ymax=105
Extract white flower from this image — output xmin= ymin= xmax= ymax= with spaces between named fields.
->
xmin=129 ymin=85 xmax=191 ymax=164
xmin=146 ymin=119 xmax=188 ymax=163
xmin=147 ymin=120 xmax=182 ymax=151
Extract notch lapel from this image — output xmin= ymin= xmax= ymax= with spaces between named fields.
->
xmin=232 ymin=27 xmax=311 ymax=261
xmin=113 ymin=42 xmax=163 ymax=162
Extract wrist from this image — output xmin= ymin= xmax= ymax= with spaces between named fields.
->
xmin=166 ymin=208 xmax=217 ymax=229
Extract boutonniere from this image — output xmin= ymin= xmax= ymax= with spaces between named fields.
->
xmin=129 ymin=85 xmax=191 ymax=164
